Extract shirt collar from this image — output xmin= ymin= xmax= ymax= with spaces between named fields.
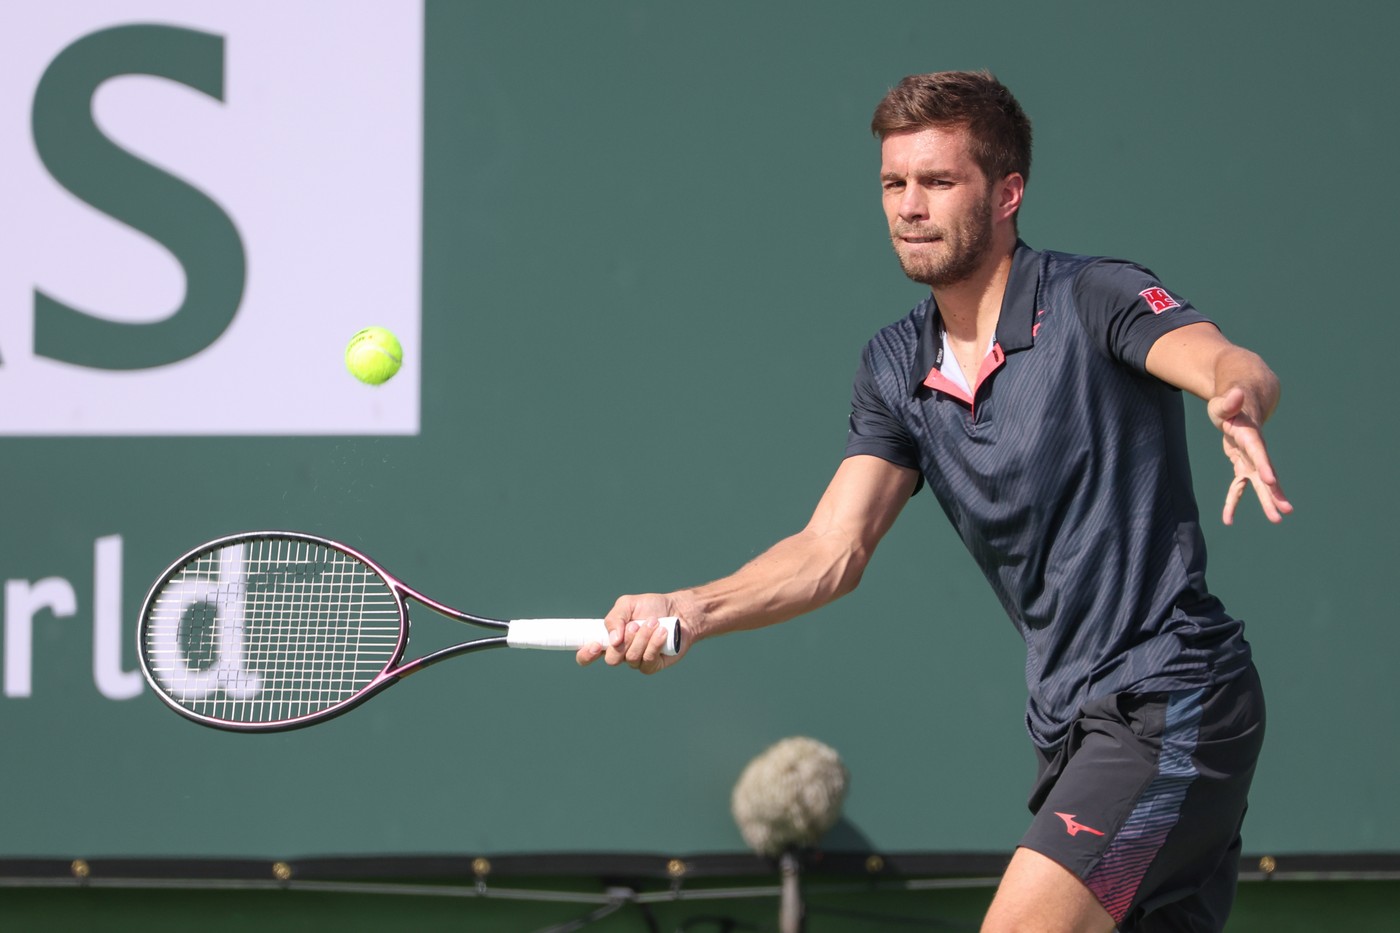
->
xmin=908 ymin=239 xmax=1042 ymax=398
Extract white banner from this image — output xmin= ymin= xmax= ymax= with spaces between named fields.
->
xmin=0 ymin=1 xmax=422 ymax=435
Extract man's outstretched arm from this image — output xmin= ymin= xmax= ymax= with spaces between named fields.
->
xmin=1146 ymin=321 xmax=1292 ymax=524
xmin=577 ymin=454 xmax=920 ymax=673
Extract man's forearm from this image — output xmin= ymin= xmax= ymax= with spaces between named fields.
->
xmin=673 ymin=527 xmax=873 ymax=642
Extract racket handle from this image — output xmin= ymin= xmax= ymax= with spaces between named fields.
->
xmin=507 ymin=617 xmax=680 ymax=656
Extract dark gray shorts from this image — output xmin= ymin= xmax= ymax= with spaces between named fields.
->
xmin=1019 ymin=665 xmax=1265 ymax=932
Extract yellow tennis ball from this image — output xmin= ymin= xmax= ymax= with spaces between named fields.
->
xmin=344 ymin=327 xmax=403 ymax=385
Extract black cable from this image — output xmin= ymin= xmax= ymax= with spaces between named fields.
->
xmin=527 ymin=898 xmax=627 ymax=933
xmin=635 ymin=901 xmax=661 ymax=933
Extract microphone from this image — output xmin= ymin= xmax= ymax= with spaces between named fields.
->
xmin=731 ymin=737 xmax=849 ymax=933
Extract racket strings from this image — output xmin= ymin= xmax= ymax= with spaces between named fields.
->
xmin=142 ymin=538 xmax=403 ymax=724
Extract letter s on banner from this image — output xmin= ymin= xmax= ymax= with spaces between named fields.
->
xmin=31 ymin=25 xmax=245 ymax=370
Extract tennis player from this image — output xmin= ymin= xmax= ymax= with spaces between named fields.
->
xmin=579 ymin=71 xmax=1288 ymax=933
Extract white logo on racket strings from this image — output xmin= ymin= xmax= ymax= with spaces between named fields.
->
xmin=148 ymin=544 xmax=261 ymax=701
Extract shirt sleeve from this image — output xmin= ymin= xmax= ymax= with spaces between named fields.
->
xmin=1071 ymin=259 xmax=1217 ymax=373
xmin=843 ymin=342 xmax=923 ymax=473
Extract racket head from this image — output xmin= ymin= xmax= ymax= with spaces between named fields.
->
xmin=137 ymin=531 xmax=409 ymax=732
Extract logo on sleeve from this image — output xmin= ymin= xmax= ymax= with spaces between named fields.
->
xmin=1139 ymin=287 xmax=1180 ymax=314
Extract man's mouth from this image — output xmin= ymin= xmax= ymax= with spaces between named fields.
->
xmin=895 ymin=229 xmax=942 ymax=244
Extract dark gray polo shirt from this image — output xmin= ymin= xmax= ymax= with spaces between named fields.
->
xmin=846 ymin=241 xmax=1251 ymax=748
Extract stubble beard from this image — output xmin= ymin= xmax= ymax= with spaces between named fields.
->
xmin=891 ymin=195 xmax=996 ymax=289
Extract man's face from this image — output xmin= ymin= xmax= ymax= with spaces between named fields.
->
xmin=880 ymin=125 xmax=998 ymax=288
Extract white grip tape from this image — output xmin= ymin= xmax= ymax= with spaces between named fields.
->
xmin=506 ymin=617 xmax=680 ymax=656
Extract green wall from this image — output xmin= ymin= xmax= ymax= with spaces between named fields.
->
xmin=3 ymin=0 xmax=1396 ymax=861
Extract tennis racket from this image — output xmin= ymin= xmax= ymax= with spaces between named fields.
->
xmin=136 ymin=530 xmax=679 ymax=732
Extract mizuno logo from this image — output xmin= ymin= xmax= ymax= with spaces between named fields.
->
xmin=1055 ymin=812 xmax=1105 ymax=837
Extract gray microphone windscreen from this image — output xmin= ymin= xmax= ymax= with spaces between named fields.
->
xmin=731 ymin=736 xmax=849 ymax=856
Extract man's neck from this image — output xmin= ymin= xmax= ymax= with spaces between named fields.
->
xmin=932 ymin=242 xmax=1017 ymax=344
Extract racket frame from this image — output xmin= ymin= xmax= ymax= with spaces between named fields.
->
xmin=138 ymin=531 xmax=516 ymax=733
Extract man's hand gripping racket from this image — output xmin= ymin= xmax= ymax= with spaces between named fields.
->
xmin=579 ymin=592 xmax=691 ymax=674
xmin=136 ymin=531 xmax=679 ymax=732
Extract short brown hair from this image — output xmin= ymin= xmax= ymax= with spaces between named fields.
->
xmin=871 ymin=71 xmax=1032 ymax=186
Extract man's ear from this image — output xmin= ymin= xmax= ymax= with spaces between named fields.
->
xmin=996 ymin=172 xmax=1025 ymax=223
